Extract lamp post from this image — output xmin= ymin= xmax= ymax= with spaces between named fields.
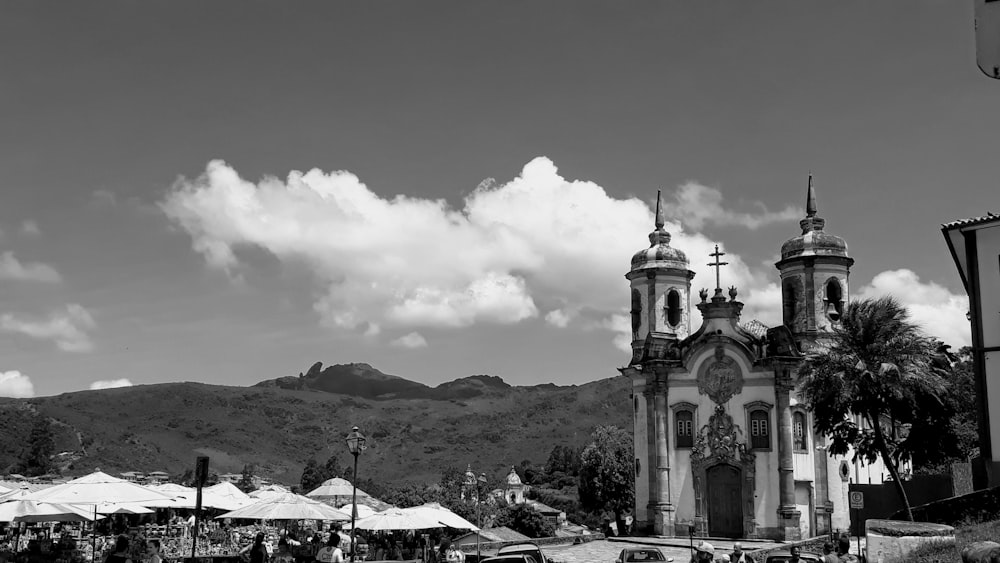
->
xmin=475 ymin=472 xmax=487 ymax=562
xmin=346 ymin=426 xmax=367 ymax=563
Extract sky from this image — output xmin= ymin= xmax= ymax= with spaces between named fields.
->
xmin=0 ymin=1 xmax=996 ymax=398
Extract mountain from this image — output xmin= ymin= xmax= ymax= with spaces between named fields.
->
xmin=254 ymin=362 xmax=514 ymax=401
xmin=0 ymin=364 xmax=631 ymax=487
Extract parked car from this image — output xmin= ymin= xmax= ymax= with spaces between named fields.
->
xmin=496 ymin=542 xmax=548 ymax=563
xmin=481 ymin=555 xmax=541 ymax=563
xmin=764 ymin=550 xmax=823 ymax=563
xmin=615 ymin=547 xmax=674 ymax=563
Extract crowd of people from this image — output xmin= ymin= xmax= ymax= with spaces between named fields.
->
xmin=690 ymin=535 xmax=862 ymax=563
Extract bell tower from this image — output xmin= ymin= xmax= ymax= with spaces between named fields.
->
xmin=775 ymin=175 xmax=854 ymax=352
xmin=627 ymin=190 xmax=696 ymax=361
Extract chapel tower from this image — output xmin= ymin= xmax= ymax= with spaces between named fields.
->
xmin=775 ymin=176 xmax=854 ymax=352
xmin=627 ymin=190 xmax=697 ymax=360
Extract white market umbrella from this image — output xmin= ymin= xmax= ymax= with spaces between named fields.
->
xmin=203 ymin=482 xmax=256 ymax=510
xmin=25 ymin=471 xmax=176 ymax=507
xmin=338 ymin=504 xmax=376 ymax=520
xmin=353 ymin=508 xmax=442 ymax=531
xmin=307 ymin=478 xmax=370 ymax=499
xmin=77 ymin=502 xmax=154 ymax=515
xmin=0 ymin=500 xmax=103 ymax=523
xmin=215 ymin=492 xmax=350 ymax=522
xmin=403 ymin=503 xmax=479 ymax=530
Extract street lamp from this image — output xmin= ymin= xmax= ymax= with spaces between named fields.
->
xmin=476 ymin=472 xmax=487 ymax=562
xmin=346 ymin=426 xmax=367 ymax=563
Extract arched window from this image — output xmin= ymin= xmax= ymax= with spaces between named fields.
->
xmin=793 ymin=411 xmax=809 ymax=451
xmin=634 ymin=396 xmax=638 ymax=411
xmin=783 ymin=278 xmax=799 ymax=327
xmin=825 ymin=278 xmax=844 ymax=322
xmin=630 ymin=289 xmax=642 ymax=337
xmin=675 ymin=410 xmax=694 ymax=448
xmin=666 ymin=289 xmax=681 ymax=327
xmin=749 ymin=410 xmax=771 ymax=450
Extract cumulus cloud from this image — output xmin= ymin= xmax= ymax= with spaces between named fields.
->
xmin=0 ymin=251 xmax=61 ymax=283
xmin=0 ymin=304 xmax=97 ymax=352
xmin=390 ymin=332 xmax=428 ymax=349
xmin=20 ymin=220 xmax=41 ymax=236
xmin=0 ymin=370 xmax=35 ymax=398
xmin=158 ymin=158 xmax=811 ymax=350
xmin=854 ymin=269 xmax=970 ymax=348
xmin=664 ymin=182 xmax=800 ymax=230
xmin=89 ymin=378 xmax=133 ymax=390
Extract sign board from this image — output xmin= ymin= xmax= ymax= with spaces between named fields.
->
xmin=849 ymin=491 xmax=864 ymax=510
xmin=975 ymin=0 xmax=1000 ymax=79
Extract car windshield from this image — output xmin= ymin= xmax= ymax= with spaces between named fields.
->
xmin=626 ymin=551 xmax=665 ymax=561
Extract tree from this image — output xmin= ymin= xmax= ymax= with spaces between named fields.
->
xmin=578 ymin=425 xmax=634 ymax=536
xmin=910 ymin=345 xmax=980 ymax=473
xmin=21 ymin=416 xmax=55 ymax=477
xmin=495 ymin=503 xmax=554 ymax=538
xmin=300 ymin=458 xmax=325 ymax=492
xmin=797 ymin=296 xmax=949 ymax=521
xmin=237 ymin=463 xmax=257 ymax=493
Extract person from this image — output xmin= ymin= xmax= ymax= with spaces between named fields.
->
xmin=691 ymin=541 xmax=714 ymax=563
xmin=731 ymin=543 xmax=748 ymax=563
xmin=146 ymin=540 xmax=162 ymax=563
xmin=444 ymin=541 xmax=464 ymax=563
xmin=836 ymin=536 xmax=859 ymax=563
xmin=789 ymin=546 xmax=802 ymax=563
xmin=240 ymin=532 xmax=269 ymax=563
xmin=272 ymin=539 xmax=295 ymax=563
xmin=822 ymin=542 xmax=838 ymax=563
xmin=105 ymin=536 xmax=132 ymax=563
xmin=315 ymin=533 xmax=344 ymax=563
xmin=720 ymin=555 xmax=731 ymax=563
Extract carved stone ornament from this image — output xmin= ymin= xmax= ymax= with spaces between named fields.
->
xmin=697 ymin=346 xmax=743 ymax=404
xmin=690 ymin=404 xmax=753 ymax=465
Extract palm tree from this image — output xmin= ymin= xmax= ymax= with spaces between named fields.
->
xmin=797 ymin=296 xmax=947 ymax=521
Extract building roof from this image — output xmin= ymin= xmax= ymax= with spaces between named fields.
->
xmin=941 ymin=211 xmax=1000 ymax=292
xmin=524 ymin=500 xmax=561 ymax=514
xmin=630 ymin=191 xmax=689 ymax=273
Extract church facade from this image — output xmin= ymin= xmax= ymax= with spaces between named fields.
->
xmin=621 ymin=180 xmax=889 ymax=540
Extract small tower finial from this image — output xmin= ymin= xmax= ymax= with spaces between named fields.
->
xmin=655 ymin=189 xmax=665 ymax=230
xmin=806 ymin=173 xmax=817 ymax=218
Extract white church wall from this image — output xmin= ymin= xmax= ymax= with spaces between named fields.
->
xmin=976 ymin=224 xmax=1000 ymax=463
xmin=667 ymin=382 xmax=702 ymax=526
xmin=632 ymin=379 xmax=650 ymax=525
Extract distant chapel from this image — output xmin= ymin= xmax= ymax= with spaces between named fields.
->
xmin=621 ymin=179 xmax=889 ymax=540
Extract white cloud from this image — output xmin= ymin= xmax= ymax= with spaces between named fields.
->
xmin=0 ymin=251 xmax=61 ymax=283
xmin=89 ymin=378 xmax=133 ymax=390
xmin=545 ymin=309 xmax=573 ymax=328
xmin=0 ymin=304 xmax=97 ymax=352
xmin=0 ymin=370 xmax=35 ymax=398
xmin=157 ymin=157 xmax=815 ymax=351
xmin=665 ymin=182 xmax=800 ymax=230
xmin=90 ymin=189 xmax=118 ymax=207
xmin=854 ymin=269 xmax=970 ymax=348
xmin=390 ymin=332 xmax=428 ymax=349
xmin=20 ymin=220 xmax=41 ymax=236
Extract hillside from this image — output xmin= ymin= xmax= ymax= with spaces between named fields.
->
xmin=0 ymin=364 xmax=631 ymax=487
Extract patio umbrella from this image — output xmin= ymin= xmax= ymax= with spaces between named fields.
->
xmin=203 ymin=482 xmax=256 ymax=510
xmin=353 ymin=508 xmax=442 ymax=531
xmin=402 ymin=503 xmax=479 ymax=530
xmin=25 ymin=471 xmax=176 ymax=507
xmin=306 ymin=478 xmax=371 ymax=499
xmin=338 ymin=504 xmax=376 ymax=520
xmin=214 ymin=492 xmax=350 ymax=522
xmin=0 ymin=500 xmax=103 ymax=523
xmin=77 ymin=502 xmax=155 ymax=515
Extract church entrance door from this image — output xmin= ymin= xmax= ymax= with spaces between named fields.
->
xmin=707 ymin=464 xmax=743 ymax=538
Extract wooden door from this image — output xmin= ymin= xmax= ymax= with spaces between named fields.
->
xmin=707 ymin=464 xmax=743 ymax=538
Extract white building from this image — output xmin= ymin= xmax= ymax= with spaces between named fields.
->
xmin=622 ymin=181 xmax=889 ymax=540
xmin=942 ymin=212 xmax=1000 ymax=489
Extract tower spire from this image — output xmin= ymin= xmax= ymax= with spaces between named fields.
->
xmin=806 ymin=173 xmax=817 ymax=218
xmin=655 ymin=189 xmax=665 ymax=230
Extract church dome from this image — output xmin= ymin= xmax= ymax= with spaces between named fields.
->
xmin=631 ymin=191 xmax=689 ymax=272
xmin=506 ymin=467 xmax=522 ymax=486
xmin=779 ymin=177 xmax=849 ymax=261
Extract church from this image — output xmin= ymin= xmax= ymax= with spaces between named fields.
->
xmin=621 ymin=180 xmax=889 ymax=540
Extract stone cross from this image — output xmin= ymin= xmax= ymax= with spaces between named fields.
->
xmin=708 ymin=244 xmax=728 ymax=292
